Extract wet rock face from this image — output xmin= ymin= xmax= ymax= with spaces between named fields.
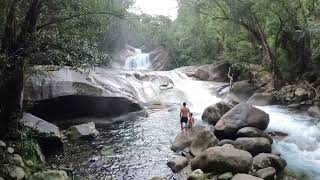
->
xmin=214 ymin=103 xmax=270 ymax=140
xmin=191 ymin=146 xmax=253 ymax=174
xmin=24 ymin=67 xmax=144 ymax=121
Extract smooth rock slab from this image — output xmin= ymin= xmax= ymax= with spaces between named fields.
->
xmin=191 ymin=146 xmax=252 ymax=173
xmin=167 ymin=156 xmax=188 ymax=173
xmin=28 ymin=170 xmax=69 ymax=180
xmin=68 ymin=122 xmax=99 ymax=140
xmin=215 ymin=103 xmax=270 ymax=139
xmin=253 ymin=153 xmax=287 ymax=172
xmin=231 ymin=174 xmax=263 ymax=180
xmin=254 ymin=167 xmax=276 ymax=180
xmin=190 ymin=130 xmax=218 ymax=156
xmin=234 ymin=137 xmax=272 ymax=156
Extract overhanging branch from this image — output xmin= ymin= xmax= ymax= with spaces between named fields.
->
xmin=36 ymin=11 xmax=125 ymax=31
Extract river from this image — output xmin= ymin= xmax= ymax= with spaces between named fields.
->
xmin=49 ymin=49 xmax=320 ymax=180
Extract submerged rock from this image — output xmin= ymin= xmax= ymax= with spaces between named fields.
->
xmin=28 ymin=170 xmax=69 ymax=180
xmin=202 ymin=101 xmax=235 ymax=125
xmin=171 ymin=125 xmax=205 ymax=152
xmin=68 ymin=122 xmax=99 ymax=140
xmin=167 ymin=156 xmax=189 ymax=173
xmin=253 ymin=153 xmax=287 ymax=172
xmin=191 ymin=146 xmax=252 ymax=173
xmin=190 ymin=130 xmax=219 ymax=156
xmin=215 ymin=103 xmax=270 ymax=139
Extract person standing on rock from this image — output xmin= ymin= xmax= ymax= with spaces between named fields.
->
xmin=188 ymin=113 xmax=194 ymax=130
xmin=180 ymin=102 xmax=190 ymax=134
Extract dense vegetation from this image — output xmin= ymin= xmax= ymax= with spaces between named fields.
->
xmin=0 ymin=0 xmax=132 ymax=135
xmin=168 ymin=0 xmax=320 ymax=78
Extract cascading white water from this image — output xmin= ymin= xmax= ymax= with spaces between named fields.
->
xmin=125 ymin=48 xmax=152 ymax=70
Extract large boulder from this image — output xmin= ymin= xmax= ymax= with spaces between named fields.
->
xmin=190 ymin=146 xmax=253 ymax=173
xmin=68 ymin=122 xmax=99 ymax=140
xmin=308 ymin=105 xmax=320 ymax=117
xmin=24 ymin=66 xmax=144 ymax=120
xmin=229 ymin=80 xmax=255 ymax=102
xmin=247 ymin=93 xmax=275 ymax=106
xmin=231 ymin=174 xmax=263 ymax=180
xmin=254 ymin=167 xmax=276 ymax=180
xmin=236 ymin=127 xmax=273 ymax=143
xmin=28 ymin=170 xmax=69 ymax=180
xmin=215 ymin=103 xmax=270 ymax=139
xmin=167 ymin=156 xmax=189 ymax=173
xmin=195 ymin=62 xmax=230 ymax=82
xmin=253 ymin=153 xmax=287 ymax=172
xmin=190 ymin=130 xmax=219 ymax=156
xmin=187 ymin=169 xmax=206 ymax=180
xmin=21 ymin=113 xmax=62 ymax=151
xmin=234 ymin=137 xmax=271 ymax=156
xmin=202 ymin=101 xmax=234 ymax=125
xmin=1 ymin=164 xmax=26 ymax=180
xmin=171 ymin=125 xmax=205 ymax=152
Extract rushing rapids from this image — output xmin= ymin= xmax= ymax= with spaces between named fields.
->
xmin=47 ymin=50 xmax=320 ymax=180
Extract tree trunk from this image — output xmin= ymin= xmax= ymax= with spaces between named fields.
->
xmin=0 ymin=0 xmax=42 ymax=136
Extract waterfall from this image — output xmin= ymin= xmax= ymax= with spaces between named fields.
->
xmin=125 ymin=48 xmax=152 ymax=70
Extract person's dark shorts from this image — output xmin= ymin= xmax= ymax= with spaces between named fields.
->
xmin=181 ymin=116 xmax=188 ymax=124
